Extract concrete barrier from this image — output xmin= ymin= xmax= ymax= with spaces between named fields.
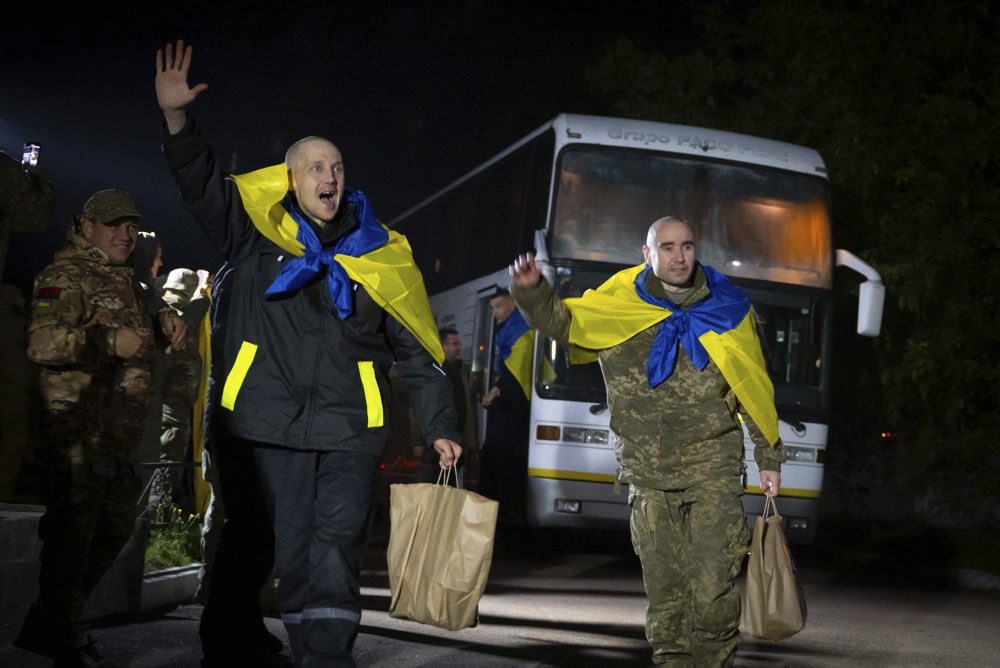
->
xmin=0 ymin=504 xmax=44 ymax=645
xmin=0 ymin=504 xmax=149 ymax=645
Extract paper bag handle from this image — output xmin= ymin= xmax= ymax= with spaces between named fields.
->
xmin=435 ymin=464 xmax=461 ymax=489
xmin=762 ymin=494 xmax=780 ymax=520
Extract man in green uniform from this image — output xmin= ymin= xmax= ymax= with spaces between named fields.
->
xmin=16 ymin=190 xmax=186 ymax=665
xmin=148 ymin=267 xmax=209 ymax=516
xmin=511 ymin=217 xmax=785 ymax=666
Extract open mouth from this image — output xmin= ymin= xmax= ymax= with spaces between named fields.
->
xmin=319 ymin=190 xmax=337 ymax=203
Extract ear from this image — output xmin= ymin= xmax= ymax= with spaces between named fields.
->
xmin=79 ymin=218 xmax=95 ymax=241
xmin=287 ymin=168 xmax=296 ymax=192
xmin=642 ymin=244 xmax=651 ymax=265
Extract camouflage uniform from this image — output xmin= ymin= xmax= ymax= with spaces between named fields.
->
xmin=514 ymin=266 xmax=785 ymax=666
xmin=22 ymin=223 xmax=154 ymax=649
xmin=149 ymin=268 xmax=208 ymax=514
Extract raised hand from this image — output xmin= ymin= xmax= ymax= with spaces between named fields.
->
xmin=510 ymin=253 xmax=541 ymax=287
xmin=155 ymin=39 xmax=208 ymax=134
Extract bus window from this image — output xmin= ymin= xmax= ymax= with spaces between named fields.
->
xmin=550 ymin=147 xmax=833 ymax=289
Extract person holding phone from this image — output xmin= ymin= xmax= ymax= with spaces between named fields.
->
xmin=0 ymin=145 xmax=55 ymax=504
xmin=0 ymin=144 xmax=54 ymax=287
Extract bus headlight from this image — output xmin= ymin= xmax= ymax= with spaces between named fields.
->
xmin=563 ymin=427 xmax=609 ymax=445
xmin=585 ymin=429 xmax=609 ymax=445
xmin=784 ymin=445 xmax=817 ymax=463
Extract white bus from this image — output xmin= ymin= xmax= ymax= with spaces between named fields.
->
xmin=389 ymin=114 xmax=883 ymax=544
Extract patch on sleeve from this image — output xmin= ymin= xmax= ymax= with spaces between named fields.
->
xmin=34 ymin=286 xmax=62 ymax=307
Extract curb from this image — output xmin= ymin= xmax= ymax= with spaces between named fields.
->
xmin=142 ymin=564 xmax=202 ymax=611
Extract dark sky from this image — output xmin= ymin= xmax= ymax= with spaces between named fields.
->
xmin=1 ymin=2 xmax=696 ymax=289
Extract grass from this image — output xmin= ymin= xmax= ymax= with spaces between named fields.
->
xmin=144 ymin=507 xmax=202 ymax=573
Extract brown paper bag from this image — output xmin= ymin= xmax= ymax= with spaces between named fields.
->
xmin=743 ymin=496 xmax=807 ymax=640
xmin=387 ymin=469 xmax=499 ymax=631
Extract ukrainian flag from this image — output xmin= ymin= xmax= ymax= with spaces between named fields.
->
xmin=231 ymin=164 xmax=444 ymax=364
xmin=564 ymin=263 xmax=779 ymax=446
xmin=495 ymin=308 xmax=534 ymax=400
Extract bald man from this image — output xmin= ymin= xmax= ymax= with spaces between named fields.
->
xmin=511 ymin=217 xmax=785 ymax=665
xmin=156 ymin=40 xmax=461 ymax=666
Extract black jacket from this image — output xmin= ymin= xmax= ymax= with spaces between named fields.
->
xmin=162 ymin=120 xmax=458 ymax=454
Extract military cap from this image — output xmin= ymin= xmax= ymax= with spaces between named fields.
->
xmin=81 ymin=189 xmax=144 ymax=225
xmin=163 ymin=268 xmax=199 ymax=296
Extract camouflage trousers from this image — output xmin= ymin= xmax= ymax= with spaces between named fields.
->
xmin=196 ymin=444 xmax=224 ymax=602
xmin=629 ymin=479 xmax=749 ymax=667
xmin=148 ymin=399 xmax=194 ymax=514
xmin=33 ymin=440 xmax=141 ymax=645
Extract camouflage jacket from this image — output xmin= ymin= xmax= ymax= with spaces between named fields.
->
xmin=513 ymin=267 xmax=785 ymax=491
xmin=26 ymin=229 xmax=155 ymax=445
xmin=161 ymin=289 xmax=209 ymax=405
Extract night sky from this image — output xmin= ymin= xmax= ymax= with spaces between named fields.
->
xmin=1 ymin=2 xmax=695 ymax=290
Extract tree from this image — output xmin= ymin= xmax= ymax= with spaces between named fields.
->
xmin=588 ymin=0 xmax=1000 ymax=521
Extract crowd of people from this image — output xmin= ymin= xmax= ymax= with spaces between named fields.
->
xmin=0 ymin=37 xmax=786 ymax=668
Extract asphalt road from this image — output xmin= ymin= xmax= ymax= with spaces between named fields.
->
xmin=4 ymin=528 xmax=1000 ymax=666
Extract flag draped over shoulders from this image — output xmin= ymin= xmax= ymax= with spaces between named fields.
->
xmin=495 ymin=308 xmax=533 ymax=400
xmin=564 ymin=262 xmax=779 ymax=445
xmin=231 ymin=164 xmax=444 ymax=364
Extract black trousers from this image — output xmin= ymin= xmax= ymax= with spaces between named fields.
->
xmin=201 ymin=435 xmax=378 ymax=667
xmin=199 ymin=436 xmax=275 ymax=660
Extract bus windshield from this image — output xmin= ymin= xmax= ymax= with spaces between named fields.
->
xmin=743 ymin=285 xmax=830 ymax=416
xmin=535 ymin=265 xmax=830 ymax=416
xmin=550 ymin=146 xmax=833 ymax=289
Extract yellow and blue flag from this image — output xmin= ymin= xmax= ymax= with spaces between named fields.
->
xmin=564 ymin=263 xmax=779 ymax=445
xmin=231 ymin=164 xmax=444 ymax=364
xmin=495 ymin=308 xmax=534 ymax=400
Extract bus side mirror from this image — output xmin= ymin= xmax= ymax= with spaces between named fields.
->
xmin=857 ymin=279 xmax=884 ymax=337
xmin=836 ymin=249 xmax=885 ymax=337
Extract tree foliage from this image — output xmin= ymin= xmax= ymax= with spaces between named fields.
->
xmin=588 ymin=0 xmax=1000 ymax=519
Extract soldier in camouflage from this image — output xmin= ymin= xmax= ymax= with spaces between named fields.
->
xmin=511 ymin=217 xmax=785 ymax=666
xmin=15 ymin=189 xmax=187 ymax=665
xmin=148 ymin=267 xmax=209 ymax=515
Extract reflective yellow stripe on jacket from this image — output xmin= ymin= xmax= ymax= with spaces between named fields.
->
xmin=221 ymin=341 xmax=257 ymax=411
xmin=357 ymin=361 xmax=384 ymax=428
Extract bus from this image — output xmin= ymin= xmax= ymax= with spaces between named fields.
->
xmin=388 ymin=114 xmax=884 ymax=544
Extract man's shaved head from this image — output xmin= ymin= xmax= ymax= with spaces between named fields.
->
xmin=285 ymin=136 xmax=338 ymax=169
xmin=646 ymin=216 xmax=694 ymax=248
